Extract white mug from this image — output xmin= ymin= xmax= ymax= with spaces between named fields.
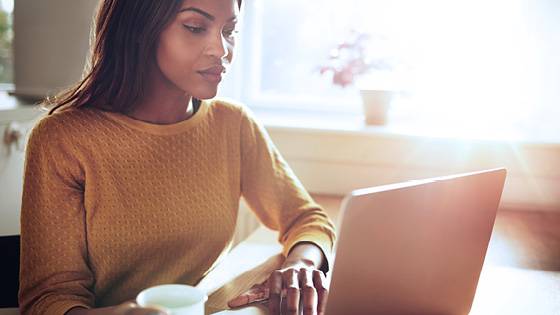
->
xmin=136 ymin=284 xmax=208 ymax=315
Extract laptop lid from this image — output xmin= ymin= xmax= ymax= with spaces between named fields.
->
xmin=325 ymin=168 xmax=507 ymax=315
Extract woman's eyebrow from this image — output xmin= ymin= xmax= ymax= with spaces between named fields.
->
xmin=179 ymin=7 xmax=237 ymax=22
xmin=180 ymin=7 xmax=214 ymax=20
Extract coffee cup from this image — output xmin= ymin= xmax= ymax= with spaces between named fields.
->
xmin=136 ymin=284 xmax=208 ymax=315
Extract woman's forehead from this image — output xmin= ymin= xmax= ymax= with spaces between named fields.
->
xmin=178 ymin=0 xmax=239 ymax=17
xmin=179 ymin=0 xmax=239 ymax=8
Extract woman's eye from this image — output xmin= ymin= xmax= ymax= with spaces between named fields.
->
xmin=223 ymin=29 xmax=239 ymax=38
xmin=183 ymin=25 xmax=205 ymax=34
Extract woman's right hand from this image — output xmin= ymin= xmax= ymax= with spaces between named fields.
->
xmin=66 ymin=302 xmax=169 ymax=315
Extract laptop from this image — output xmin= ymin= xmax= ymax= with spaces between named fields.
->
xmin=325 ymin=168 xmax=506 ymax=314
xmin=220 ymin=168 xmax=507 ymax=315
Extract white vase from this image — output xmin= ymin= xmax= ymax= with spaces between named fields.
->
xmin=360 ymin=89 xmax=394 ymax=125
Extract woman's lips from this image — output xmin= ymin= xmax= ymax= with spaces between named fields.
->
xmin=198 ymin=66 xmax=225 ymax=83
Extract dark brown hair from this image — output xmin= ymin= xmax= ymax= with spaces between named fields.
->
xmin=46 ymin=0 xmax=242 ymax=115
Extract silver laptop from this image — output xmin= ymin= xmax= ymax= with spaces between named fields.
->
xmin=325 ymin=168 xmax=506 ymax=315
xmin=219 ymin=168 xmax=506 ymax=315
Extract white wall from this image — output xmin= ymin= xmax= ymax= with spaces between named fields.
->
xmin=266 ymin=126 xmax=560 ymax=212
xmin=13 ymin=0 xmax=98 ymax=97
xmin=0 ymin=110 xmax=39 ymax=236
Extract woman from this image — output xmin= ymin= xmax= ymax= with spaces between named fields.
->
xmin=19 ymin=0 xmax=336 ymax=314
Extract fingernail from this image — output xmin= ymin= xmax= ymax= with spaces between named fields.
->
xmin=228 ymin=298 xmax=242 ymax=308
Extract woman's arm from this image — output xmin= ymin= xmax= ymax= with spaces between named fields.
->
xmin=230 ymin=105 xmax=336 ymax=314
xmin=236 ymin=105 xmax=336 ymax=271
xmin=19 ymin=119 xmax=95 ymax=314
xmin=284 ymin=241 xmax=325 ymax=270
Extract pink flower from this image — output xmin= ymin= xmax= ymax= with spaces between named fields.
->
xmin=320 ymin=30 xmax=396 ymax=88
xmin=332 ymin=68 xmax=354 ymax=87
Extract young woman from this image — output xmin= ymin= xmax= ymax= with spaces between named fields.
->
xmin=19 ymin=0 xmax=336 ymax=314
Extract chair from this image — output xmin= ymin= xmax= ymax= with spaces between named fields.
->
xmin=0 ymin=235 xmax=20 ymax=308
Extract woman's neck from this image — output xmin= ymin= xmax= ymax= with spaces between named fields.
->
xmin=128 ymin=94 xmax=194 ymax=125
xmin=127 ymin=60 xmax=195 ymax=125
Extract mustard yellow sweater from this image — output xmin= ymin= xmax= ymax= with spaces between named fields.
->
xmin=19 ymin=99 xmax=336 ymax=315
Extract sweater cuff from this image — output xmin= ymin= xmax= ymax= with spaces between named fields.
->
xmin=282 ymin=232 xmax=334 ymax=274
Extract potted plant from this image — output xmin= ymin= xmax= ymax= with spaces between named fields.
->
xmin=320 ymin=30 xmax=400 ymax=125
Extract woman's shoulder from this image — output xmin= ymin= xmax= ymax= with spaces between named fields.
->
xmin=209 ymin=97 xmax=249 ymax=115
xmin=30 ymin=106 xmax=109 ymax=141
xmin=209 ymin=97 xmax=259 ymax=122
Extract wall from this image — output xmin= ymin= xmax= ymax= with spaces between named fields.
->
xmin=13 ymin=0 xmax=98 ymax=97
xmin=267 ymin=126 xmax=560 ymax=212
xmin=0 ymin=108 xmax=40 ymax=236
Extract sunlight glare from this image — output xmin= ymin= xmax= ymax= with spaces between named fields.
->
xmin=0 ymin=0 xmax=13 ymax=13
xmin=355 ymin=0 xmax=530 ymax=132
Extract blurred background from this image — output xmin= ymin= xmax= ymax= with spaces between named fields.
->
xmin=0 ymin=0 xmax=559 ymax=269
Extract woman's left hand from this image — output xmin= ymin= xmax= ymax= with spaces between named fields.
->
xmin=228 ymin=257 xmax=329 ymax=315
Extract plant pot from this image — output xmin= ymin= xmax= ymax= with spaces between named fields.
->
xmin=360 ymin=89 xmax=394 ymax=125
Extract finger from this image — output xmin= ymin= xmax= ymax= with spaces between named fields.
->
xmin=119 ymin=303 xmax=168 ymax=315
xmin=313 ymin=270 xmax=329 ymax=315
xmin=128 ymin=309 xmax=168 ymax=315
xmin=115 ymin=302 xmax=138 ymax=311
xmin=126 ymin=309 xmax=168 ymax=315
xmin=115 ymin=302 xmax=141 ymax=315
xmin=144 ymin=308 xmax=169 ymax=315
xmin=268 ymin=270 xmax=283 ymax=315
xmin=228 ymin=283 xmax=269 ymax=308
xmin=282 ymin=268 xmax=300 ymax=315
xmin=300 ymin=268 xmax=318 ymax=315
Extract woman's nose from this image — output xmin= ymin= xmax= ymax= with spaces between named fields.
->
xmin=206 ymin=32 xmax=229 ymax=59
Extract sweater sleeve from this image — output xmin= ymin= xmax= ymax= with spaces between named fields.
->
xmin=239 ymin=106 xmax=336 ymax=272
xmin=19 ymin=117 xmax=95 ymax=315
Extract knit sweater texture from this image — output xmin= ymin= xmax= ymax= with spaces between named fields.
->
xmin=19 ymin=99 xmax=336 ymax=314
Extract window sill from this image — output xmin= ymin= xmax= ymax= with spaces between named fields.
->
xmin=253 ymin=106 xmax=560 ymax=145
xmin=254 ymin=107 xmax=560 ymax=212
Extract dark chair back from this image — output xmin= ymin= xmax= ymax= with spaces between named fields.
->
xmin=0 ymin=235 xmax=20 ymax=307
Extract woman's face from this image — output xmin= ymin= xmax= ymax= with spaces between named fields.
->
xmin=154 ymin=0 xmax=239 ymax=99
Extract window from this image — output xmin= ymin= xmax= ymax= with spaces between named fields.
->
xmin=229 ymin=0 xmax=560 ymax=137
xmin=0 ymin=0 xmax=13 ymax=85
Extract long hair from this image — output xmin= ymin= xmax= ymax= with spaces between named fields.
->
xmin=46 ymin=0 xmax=242 ymax=115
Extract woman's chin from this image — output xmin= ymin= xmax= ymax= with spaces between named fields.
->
xmin=190 ymin=88 xmax=219 ymax=100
